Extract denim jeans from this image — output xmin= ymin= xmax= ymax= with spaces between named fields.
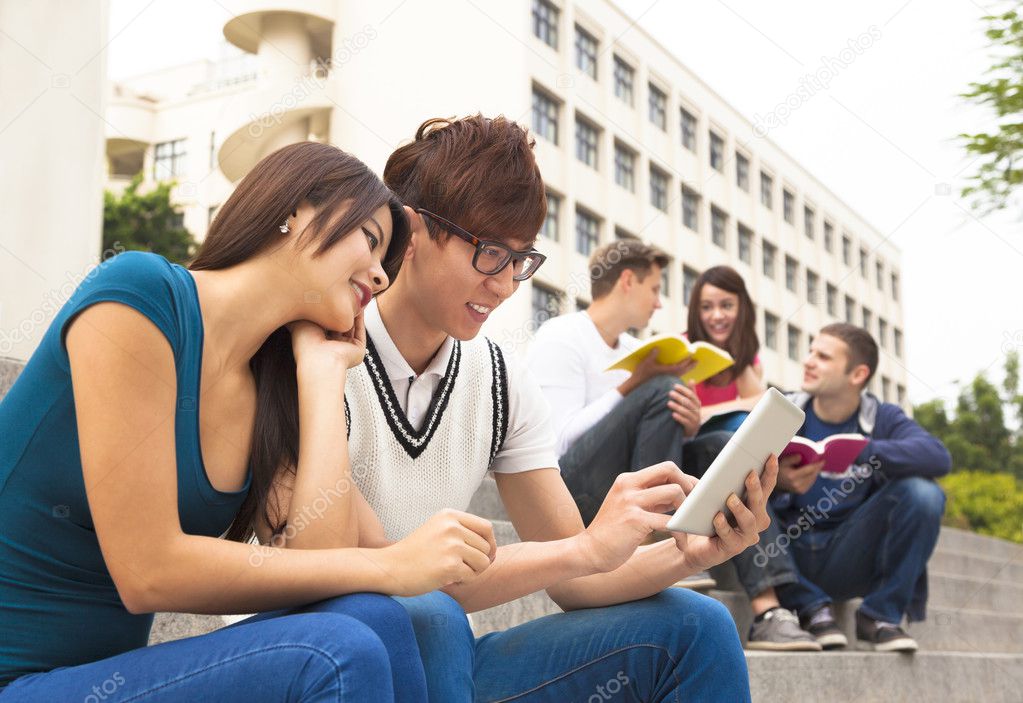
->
xmin=559 ymin=374 xmax=733 ymax=525
xmin=400 ymin=588 xmax=750 ymax=702
xmin=774 ymin=476 xmax=946 ymax=623
xmin=0 ymin=593 xmax=427 ymax=702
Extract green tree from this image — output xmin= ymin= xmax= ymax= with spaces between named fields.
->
xmin=103 ymin=174 xmax=197 ymax=264
xmin=915 ymin=350 xmax=1023 ymax=479
xmin=959 ymin=2 xmax=1023 ymax=213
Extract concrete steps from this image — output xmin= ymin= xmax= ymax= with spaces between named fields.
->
xmin=745 ymin=651 xmax=1023 ymax=703
xmin=468 ymin=475 xmax=1023 ymax=699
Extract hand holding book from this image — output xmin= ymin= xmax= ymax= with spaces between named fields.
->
xmin=606 ymin=335 xmax=734 ymax=385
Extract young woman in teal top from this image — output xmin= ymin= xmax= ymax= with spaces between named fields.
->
xmin=0 ymin=143 xmax=497 ymax=701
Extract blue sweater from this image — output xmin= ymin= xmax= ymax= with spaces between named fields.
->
xmin=772 ymin=391 xmax=952 ymax=528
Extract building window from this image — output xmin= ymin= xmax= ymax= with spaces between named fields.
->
xmin=891 ymin=271 xmax=900 ymax=301
xmin=878 ymin=317 xmax=888 ymax=349
xmin=760 ymin=171 xmax=773 ymax=209
xmin=682 ymin=186 xmax=699 ymax=231
xmin=575 ymin=116 xmax=599 ymax=169
xmin=764 ymin=311 xmax=779 ymax=349
xmin=859 ymin=246 xmax=869 ymax=278
xmin=897 ymin=384 xmax=906 ymax=407
xmin=711 ymin=206 xmax=727 ymax=249
xmin=824 ymin=220 xmax=834 ymax=252
xmin=738 ymin=224 xmax=753 ymax=264
xmin=613 ymin=141 xmax=635 ymax=191
xmin=845 ymin=295 xmax=855 ymax=324
xmin=575 ymin=208 xmax=600 ymax=255
xmin=541 ymin=192 xmax=560 ymax=241
xmin=785 ymin=256 xmax=798 ymax=292
xmin=531 ymin=282 xmax=562 ymax=330
xmin=613 ymin=55 xmax=634 ymax=105
xmin=736 ymin=152 xmax=749 ymax=191
xmin=660 ymin=263 xmax=671 ymax=297
xmin=683 ymin=266 xmax=700 ymax=305
xmin=894 ymin=328 xmax=903 ymax=358
xmin=826 ymin=283 xmax=838 ymax=317
xmin=787 ymin=324 xmax=802 ymax=361
xmin=532 ymin=0 xmax=559 ymax=49
xmin=804 ymin=205 xmax=815 ymax=239
xmin=650 ymin=165 xmax=669 ymax=212
xmin=881 ymin=377 xmax=891 ymax=403
xmin=615 ymin=226 xmax=638 ymax=241
xmin=532 ymin=88 xmax=559 ymax=144
xmin=862 ymin=306 xmax=872 ymax=333
xmin=207 ymin=204 xmax=219 ymax=227
xmin=842 ymin=234 xmax=852 ymax=266
xmin=783 ymin=189 xmax=795 ymax=224
xmin=153 ymin=139 xmax=187 ymax=180
xmin=575 ymin=25 xmax=598 ymax=79
xmin=709 ymin=131 xmax=724 ymax=172
xmin=806 ymin=269 xmax=819 ymax=305
xmin=876 ymin=260 xmax=885 ymax=290
xmin=680 ymin=108 xmax=696 ymax=152
xmin=762 ymin=240 xmax=777 ymax=279
xmin=648 ymin=83 xmax=667 ymax=130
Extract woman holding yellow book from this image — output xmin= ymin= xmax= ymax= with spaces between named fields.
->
xmin=679 ymin=266 xmax=766 ymax=429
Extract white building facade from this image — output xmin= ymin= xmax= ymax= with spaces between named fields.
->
xmin=101 ymin=0 xmax=908 ymax=403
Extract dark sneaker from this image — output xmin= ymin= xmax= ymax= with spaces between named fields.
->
xmin=746 ymin=607 xmax=822 ymax=651
xmin=855 ymin=610 xmax=918 ymax=653
xmin=800 ymin=604 xmax=848 ymax=650
xmin=672 ymin=571 xmax=716 ymax=590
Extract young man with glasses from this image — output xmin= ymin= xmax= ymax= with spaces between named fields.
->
xmin=286 ymin=116 xmax=777 ymax=701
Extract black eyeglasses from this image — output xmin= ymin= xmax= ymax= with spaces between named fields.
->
xmin=416 ymin=208 xmax=546 ymax=281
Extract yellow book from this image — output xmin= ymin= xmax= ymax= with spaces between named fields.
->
xmin=605 ymin=334 xmax=735 ymax=385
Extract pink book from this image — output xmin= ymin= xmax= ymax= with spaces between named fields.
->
xmin=780 ymin=434 xmax=870 ymax=474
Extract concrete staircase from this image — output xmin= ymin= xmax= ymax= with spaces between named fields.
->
xmin=3 ymin=355 xmax=1020 ymax=699
xmin=467 ymin=474 xmax=1023 ymax=702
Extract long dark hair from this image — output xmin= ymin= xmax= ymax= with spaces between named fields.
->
xmin=190 ymin=142 xmax=410 ymax=542
xmin=686 ymin=265 xmax=759 ymax=379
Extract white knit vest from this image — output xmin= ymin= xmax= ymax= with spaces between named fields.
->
xmin=345 ymin=334 xmax=509 ymax=541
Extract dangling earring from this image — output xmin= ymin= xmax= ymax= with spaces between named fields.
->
xmin=279 ymin=219 xmax=290 ymax=234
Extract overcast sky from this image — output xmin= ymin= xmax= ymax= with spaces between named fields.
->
xmin=108 ymin=0 xmax=1023 ymax=408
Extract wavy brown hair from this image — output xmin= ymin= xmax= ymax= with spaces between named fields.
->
xmin=190 ymin=142 xmax=410 ymax=542
xmin=686 ymin=265 xmax=759 ymax=379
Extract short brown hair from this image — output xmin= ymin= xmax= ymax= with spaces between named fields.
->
xmin=819 ymin=323 xmax=879 ymax=386
xmin=589 ymin=239 xmax=670 ymax=300
xmin=383 ymin=115 xmax=546 ymax=245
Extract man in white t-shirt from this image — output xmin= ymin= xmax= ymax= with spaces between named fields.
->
xmin=527 ymin=240 xmax=733 ymax=531
xmin=342 ymin=116 xmax=778 ymax=702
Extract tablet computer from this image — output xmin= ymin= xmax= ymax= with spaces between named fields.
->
xmin=666 ymin=387 xmax=805 ymax=536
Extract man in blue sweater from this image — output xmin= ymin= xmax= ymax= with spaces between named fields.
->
xmin=752 ymin=323 xmax=951 ymax=652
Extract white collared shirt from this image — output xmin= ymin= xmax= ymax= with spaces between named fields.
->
xmin=363 ymin=299 xmax=558 ymax=473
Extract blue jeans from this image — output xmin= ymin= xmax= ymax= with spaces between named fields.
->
xmin=775 ymin=476 xmax=946 ymax=624
xmin=400 ymin=588 xmax=750 ymax=702
xmin=0 ymin=593 xmax=428 ymax=702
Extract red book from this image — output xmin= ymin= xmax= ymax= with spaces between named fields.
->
xmin=780 ymin=434 xmax=869 ymax=474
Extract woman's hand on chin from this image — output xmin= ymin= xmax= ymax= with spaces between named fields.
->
xmin=288 ymin=315 xmax=367 ymax=376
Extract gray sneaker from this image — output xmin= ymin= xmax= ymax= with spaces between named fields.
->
xmin=746 ymin=607 xmax=823 ymax=651
xmin=671 ymin=571 xmax=716 ymax=590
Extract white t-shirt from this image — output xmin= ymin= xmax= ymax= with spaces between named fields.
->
xmin=363 ymin=300 xmax=558 ymax=474
xmin=526 ymin=311 xmax=641 ymax=456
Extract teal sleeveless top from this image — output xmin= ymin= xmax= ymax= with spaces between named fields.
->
xmin=0 ymin=252 xmax=251 ymax=687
